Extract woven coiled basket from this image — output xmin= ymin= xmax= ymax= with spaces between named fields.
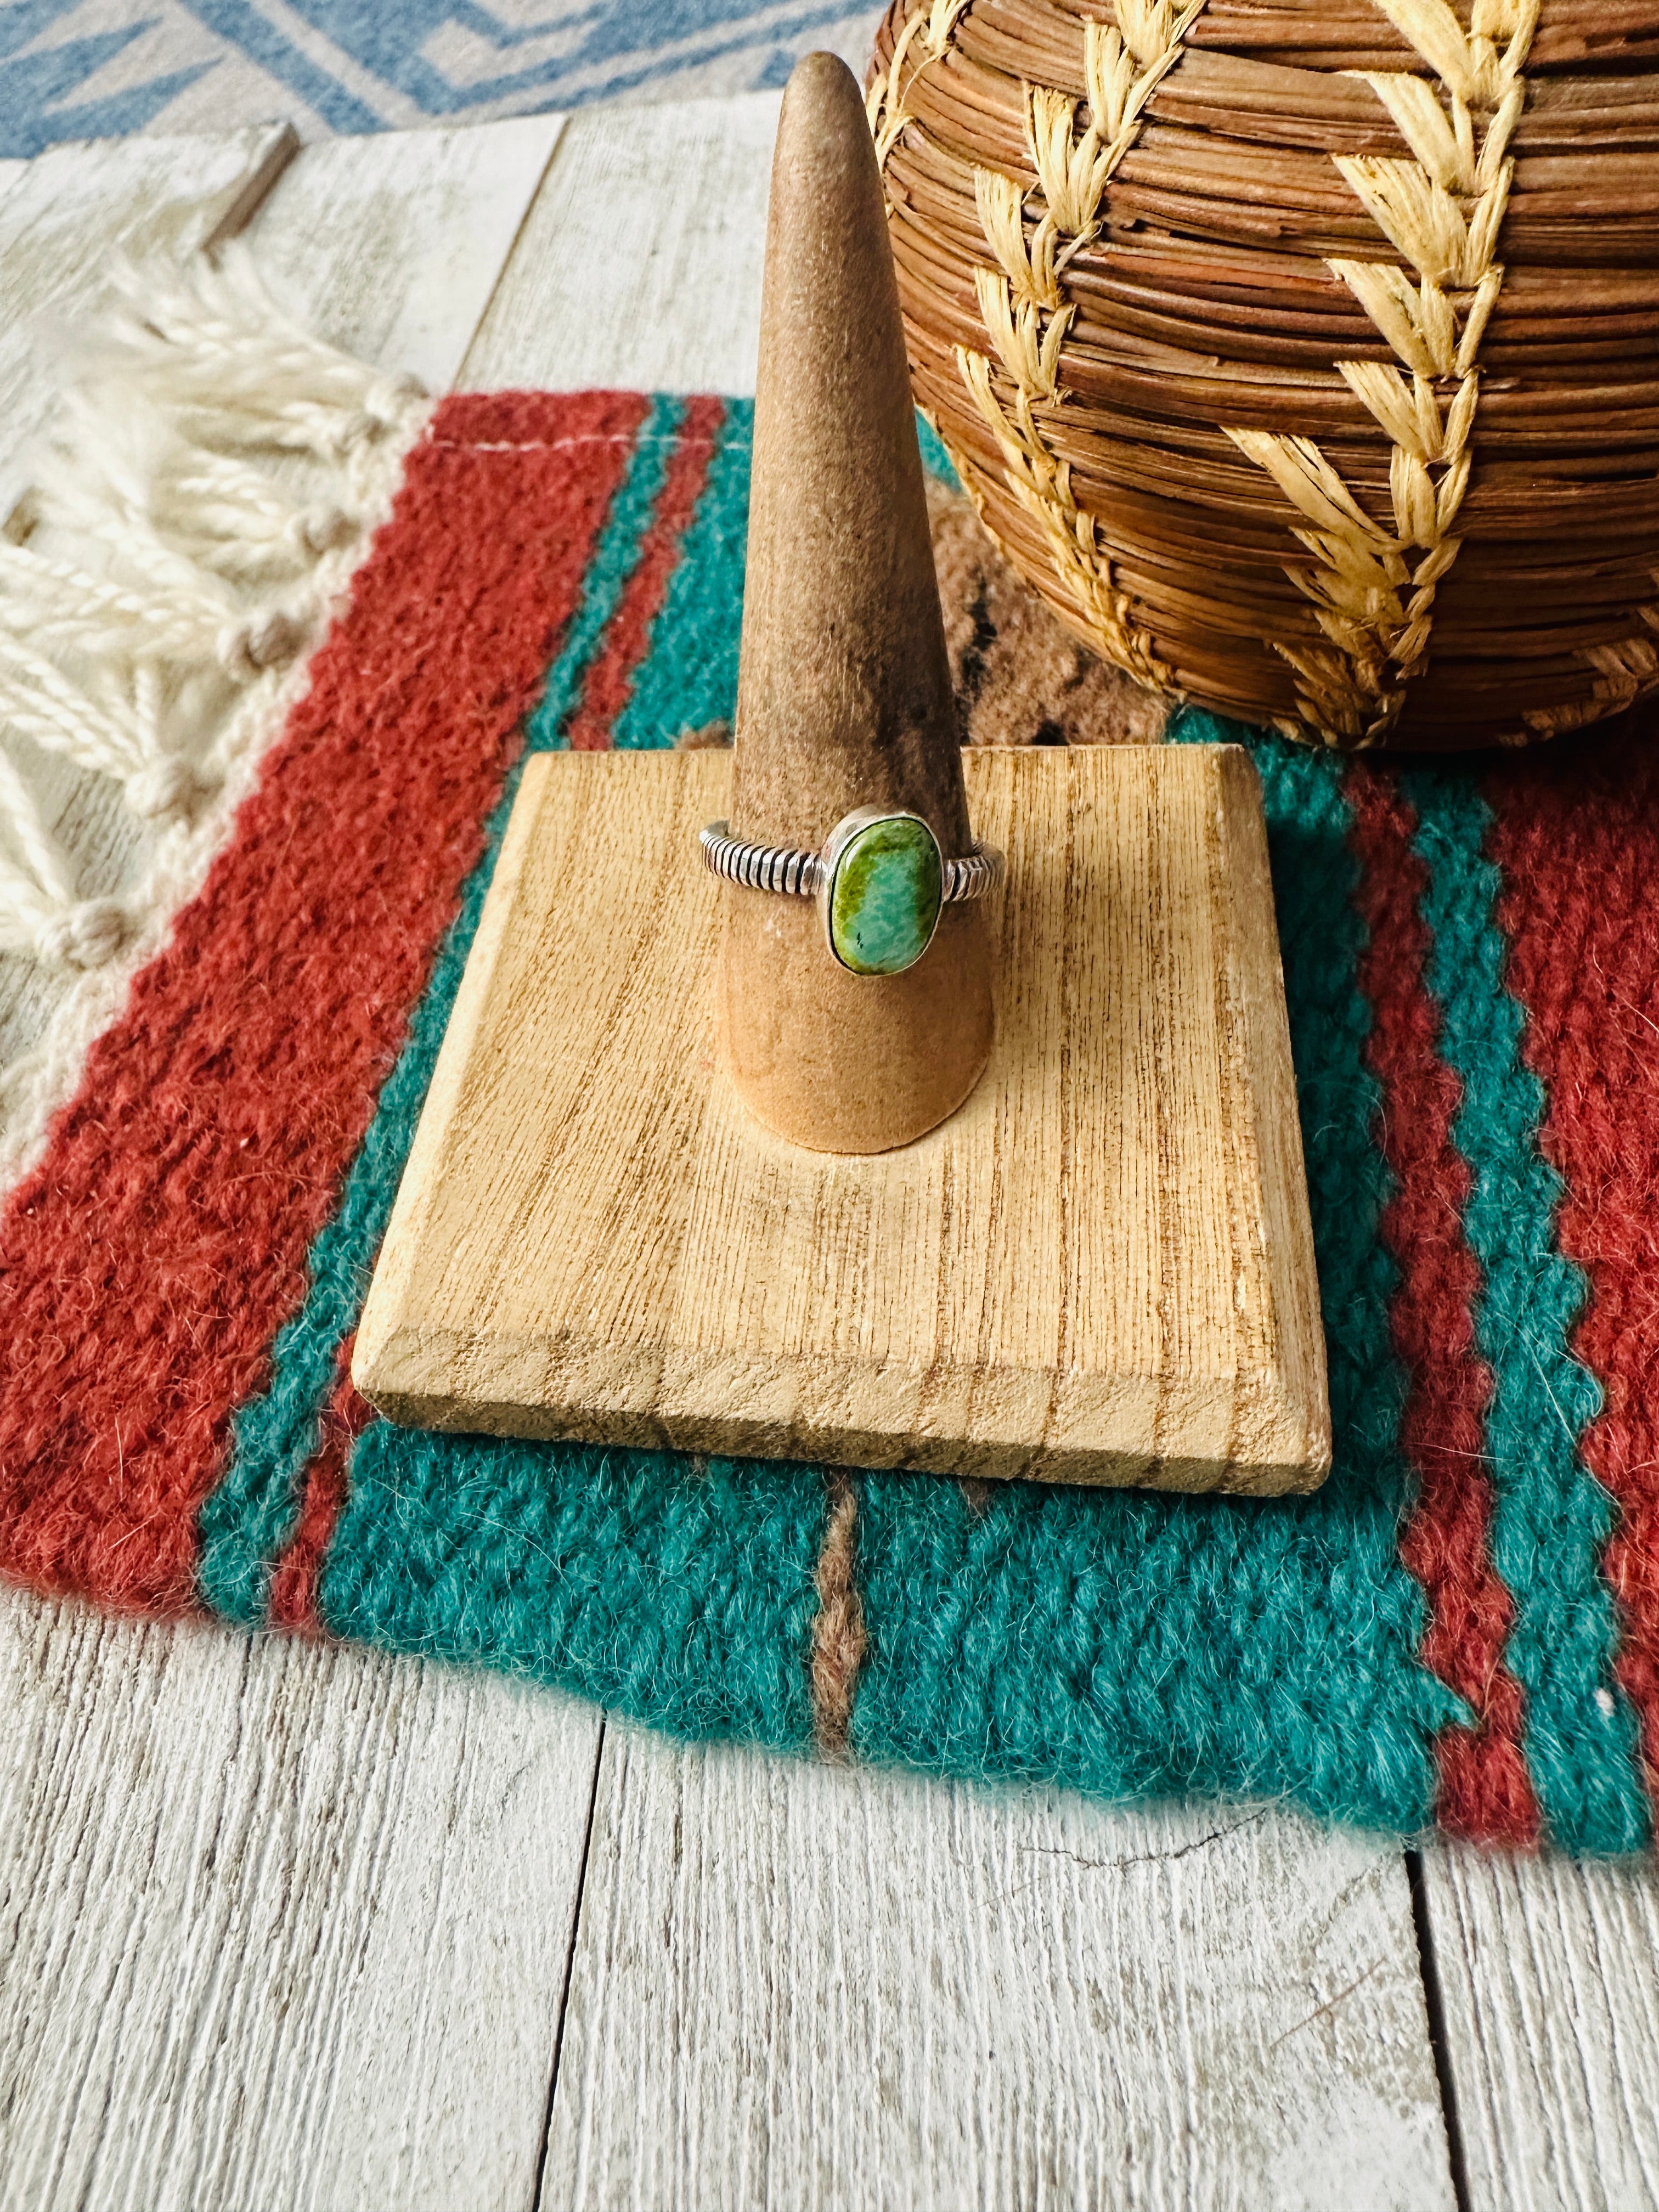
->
xmin=868 ymin=0 xmax=1659 ymax=751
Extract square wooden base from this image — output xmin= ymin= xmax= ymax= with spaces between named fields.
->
xmin=353 ymin=746 xmax=1330 ymax=1495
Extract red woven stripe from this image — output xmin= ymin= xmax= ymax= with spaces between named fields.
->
xmin=565 ymin=393 xmax=725 ymax=751
xmin=268 ymin=1343 xmax=373 ymax=1635
xmin=261 ymin=400 xmax=720 ymax=1610
xmin=0 ymin=389 xmax=646 ymax=1613
xmin=1347 ymin=761 xmax=1541 ymax=1847
xmin=1486 ymin=724 xmax=1659 ymax=1808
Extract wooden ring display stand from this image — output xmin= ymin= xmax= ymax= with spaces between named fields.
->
xmin=353 ymin=55 xmax=1332 ymax=1497
xmin=719 ymin=52 xmax=995 ymax=1155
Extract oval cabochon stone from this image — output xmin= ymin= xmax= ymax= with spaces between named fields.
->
xmin=828 ymin=815 xmax=943 ymax=975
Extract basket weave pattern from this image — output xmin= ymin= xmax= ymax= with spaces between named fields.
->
xmin=868 ymin=0 xmax=1659 ymax=751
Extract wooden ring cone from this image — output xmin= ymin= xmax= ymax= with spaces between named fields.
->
xmin=716 ymin=49 xmax=996 ymax=1156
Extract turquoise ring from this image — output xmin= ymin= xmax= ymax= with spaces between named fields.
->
xmin=699 ymin=807 xmax=1003 ymax=978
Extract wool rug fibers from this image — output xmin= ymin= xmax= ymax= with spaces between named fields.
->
xmin=4 ymin=317 xmax=1659 ymax=1853
xmin=1 ymin=2 xmax=882 ymax=157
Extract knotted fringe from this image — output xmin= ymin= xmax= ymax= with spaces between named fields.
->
xmin=0 ymin=249 xmax=428 ymax=1180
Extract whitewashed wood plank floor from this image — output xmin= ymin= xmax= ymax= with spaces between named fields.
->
xmin=548 ymin=1734 xmax=1450 ymax=2212
xmin=0 ymin=1606 xmax=600 ymax=2212
xmin=1424 ymin=1843 xmax=1659 ymax=2211
xmin=0 ymin=98 xmax=1654 ymax=2212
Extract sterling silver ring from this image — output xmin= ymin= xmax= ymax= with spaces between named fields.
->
xmin=700 ymin=806 xmax=1003 ymax=977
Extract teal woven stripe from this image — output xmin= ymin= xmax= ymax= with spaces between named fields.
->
xmin=524 ymin=394 xmax=687 ymax=752
xmin=916 ymin=413 xmax=961 ymax=489
xmin=613 ymin=398 xmax=751 ymax=748
xmin=322 ymin=1427 xmax=825 ymax=1748
xmin=1404 ymin=771 xmax=1651 ymax=1852
xmin=852 ymin=716 xmax=1459 ymax=1826
xmin=196 ymin=399 xmax=678 ymax=1627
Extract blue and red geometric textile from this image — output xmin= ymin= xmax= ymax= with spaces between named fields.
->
xmin=0 ymin=2 xmax=880 ymax=157
xmin=5 ymin=387 xmax=1659 ymax=1854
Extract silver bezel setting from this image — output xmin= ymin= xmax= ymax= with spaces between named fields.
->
xmin=816 ymin=807 xmax=943 ymax=976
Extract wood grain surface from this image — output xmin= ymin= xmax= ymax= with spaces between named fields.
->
xmin=545 ymin=1729 xmax=1454 ymax=2212
xmin=242 ymin=112 xmax=565 ymax=394
xmin=0 ymin=1600 xmax=598 ymax=2212
xmin=354 ymin=744 xmax=1330 ymax=1493
xmin=1421 ymin=1842 xmax=1659 ymax=2212
xmin=460 ymin=94 xmax=778 ymax=394
xmin=0 ymin=93 xmax=1653 ymax=2212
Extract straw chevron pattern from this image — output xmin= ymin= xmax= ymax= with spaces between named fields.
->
xmin=864 ymin=0 xmax=973 ymax=163
xmin=867 ymin=0 xmax=1200 ymax=687
xmin=873 ymin=0 xmax=1659 ymax=753
xmin=945 ymin=1 xmax=1206 ymax=690
xmin=1225 ymin=0 xmax=1537 ymax=747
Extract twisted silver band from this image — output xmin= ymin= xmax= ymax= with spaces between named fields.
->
xmin=699 ymin=822 xmax=1003 ymax=902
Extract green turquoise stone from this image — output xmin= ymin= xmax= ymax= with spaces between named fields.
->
xmin=828 ymin=815 xmax=943 ymax=977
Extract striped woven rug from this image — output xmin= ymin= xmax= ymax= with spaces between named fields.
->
xmin=5 ymin=377 xmax=1659 ymax=1855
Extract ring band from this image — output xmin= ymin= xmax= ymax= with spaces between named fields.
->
xmin=700 ymin=805 xmax=1003 ymax=977
xmin=699 ymin=826 xmax=1002 ymax=903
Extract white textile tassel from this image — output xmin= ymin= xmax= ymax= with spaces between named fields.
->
xmin=0 ymin=240 xmax=432 ymax=989
xmin=0 ymin=749 xmax=125 ymax=969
